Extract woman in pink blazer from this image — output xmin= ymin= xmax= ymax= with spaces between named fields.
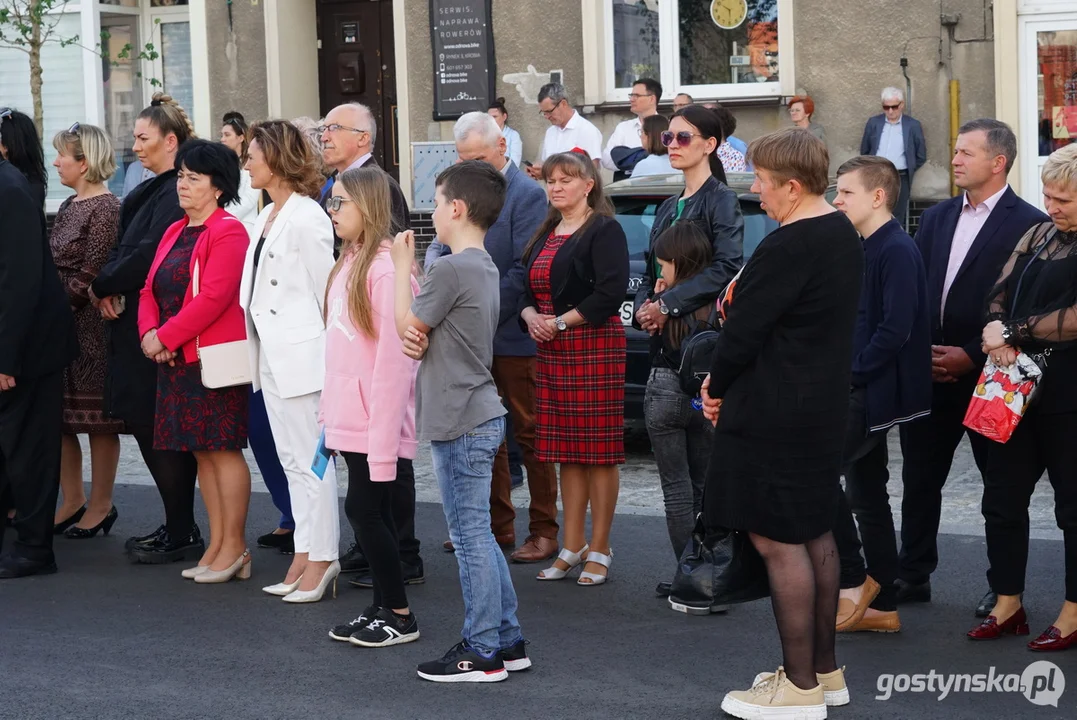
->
xmin=138 ymin=139 xmax=253 ymax=584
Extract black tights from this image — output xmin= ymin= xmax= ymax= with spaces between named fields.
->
xmin=133 ymin=430 xmax=198 ymax=538
xmin=751 ymin=530 xmax=840 ymax=692
xmin=342 ymin=452 xmax=408 ymax=610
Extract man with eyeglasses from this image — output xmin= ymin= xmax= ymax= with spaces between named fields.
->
xmin=526 ymin=83 xmax=602 ymax=180
xmin=601 ymin=78 xmax=662 ymax=181
xmin=860 ymin=87 xmax=926 ymax=230
xmin=318 ymin=102 xmax=411 ymax=233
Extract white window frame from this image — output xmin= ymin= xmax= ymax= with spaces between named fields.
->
xmin=588 ymin=0 xmax=796 ymax=105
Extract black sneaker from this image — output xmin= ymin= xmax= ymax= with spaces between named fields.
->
xmin=125 ymin=524 xmax=166 ymax=551
xmin=127 ymin=525 xmax=204 ymax=565
xmin=417 ymin=641 xmax=507 ymax=683
xmin=499 ymin=639 xmax=532 ymax=672
xmin=328 ymin=605 xmax=378 ymax=642
xmin=349 ymin=607 xmax=420 ymax=648
xmin=339 ymin=543 xmax=369 ymax=574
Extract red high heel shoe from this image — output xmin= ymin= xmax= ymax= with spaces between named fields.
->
xmin=967 ymin=606 xmax=1030 ymax=640
xmin=1028 ymin=626 xmax=1077 ymax=652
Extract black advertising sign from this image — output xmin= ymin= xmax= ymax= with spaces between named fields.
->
xmin=430 ymin=0 xmax=496 ymax=121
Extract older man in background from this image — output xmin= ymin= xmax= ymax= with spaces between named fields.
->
xmin=528 ymin=83 xmax=602 ymax=178
xmin=860 ymin=87 xmax=927 ymax=229
xmin=425 ymin=112 xmax=559 ymax=563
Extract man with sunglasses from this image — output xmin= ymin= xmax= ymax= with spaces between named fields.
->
xmin=318 ymin=102 xmax=411 ymax=233
xmin=526 ymin=83 xmax=602 ymax=180
xmin=859 ymin=87 xmax=926 ymax=231
xmin=601 ymin=78 xmax=662 ymax=181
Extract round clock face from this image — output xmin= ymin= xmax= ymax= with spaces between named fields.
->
xmin=711 ymin=0 xmax=748 ymax=30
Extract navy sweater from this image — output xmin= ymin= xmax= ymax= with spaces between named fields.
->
xmin=851 ymin=218 xmax=932 ymax=432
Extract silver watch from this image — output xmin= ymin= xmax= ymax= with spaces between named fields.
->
xmin=658 ymin=299 xmax=670 ymax=316
xmin=555 ymin=316 xmax=567 ymax=331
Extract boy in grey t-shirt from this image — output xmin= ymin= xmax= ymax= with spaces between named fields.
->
xmin=391 ymin=161 xmax=529 ymax=683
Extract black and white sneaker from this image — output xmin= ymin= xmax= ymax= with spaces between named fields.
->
xmin=349 ymin=608 xmax=420 ymax=648
xmin=328 ymin=605 xmax=378 ymax=642
xmin=500 ymin=639 xmax=532 ymax=671
xmin=416 ymin=641 xmax=508 ymax=683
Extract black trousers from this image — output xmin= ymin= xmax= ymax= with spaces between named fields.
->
xmin=346 ymin=457 xmax=421 ymax=568
xmin=984 ymin=409 xmax=1077 ymax=601
xmin=896 ymin=171 xmax=911 ymax=231
xmin=0 ymin=371 xmax=63 ymax=563
xmin=898 ymin=379 xmax=991 ymax=585
xmin=343 ymin=452 xmax=409 ymax=608
xmin=131 ymin=428 xmax=198 ymax=539
xmin=834 ymin=389 xmax=898 ymax=610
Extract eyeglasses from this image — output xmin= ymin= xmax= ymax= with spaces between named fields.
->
xmin=325 ymin=195 xmax=353 ymax=212
xmin=882 ymin=104 xmax=902 ymax=111
xmin=627 ymin=93 xmax=653 ymax=100
xmin=67 ymin=122 xmax=81 ymax=134
xmin=660 ymin=131 xmax=703 ymax=147
xmin=539 ymin=99 xmax=565 ymax=118
xmin=317 ymin=123 xmax=368 ymax=135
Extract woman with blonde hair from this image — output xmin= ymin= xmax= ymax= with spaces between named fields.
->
xmin=49 ymin=123 xmax=124 ymax=538
xmin=323 ymin=167 xmax=421 ymax=644
xmin=240 ymin=119 xmax=340 ymax=601
xmin=521 ymin=151 xmax=629 ymax=586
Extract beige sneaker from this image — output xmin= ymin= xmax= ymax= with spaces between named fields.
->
xmin=722 ymin=667 xmax=827 ymax=719
xmin=753 ymin=666 xmax=849 ymax=707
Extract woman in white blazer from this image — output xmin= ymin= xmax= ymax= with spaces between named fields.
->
xmin=241 ymin=120 xmax=340 ymax=603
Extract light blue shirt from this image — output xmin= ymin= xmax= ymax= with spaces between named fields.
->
xmin=876 ymin=118 xmax=907 ymax=171
xmin=502 ymin=125 xmax=522 ymax=167
xmin=631 ymin=154 xmax=679 ymax=177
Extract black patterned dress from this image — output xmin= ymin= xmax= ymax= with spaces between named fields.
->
xmin=151 ymin=225 xmax=249 ymax=451
xmin=531 ymin=234 xmax=626 ymax=465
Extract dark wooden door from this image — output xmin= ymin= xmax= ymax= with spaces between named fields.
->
xmin=316 ymin=0 xmax=400 ymax=180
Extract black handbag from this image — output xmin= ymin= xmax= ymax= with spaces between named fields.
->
xmin=669 ymin=514 xmax=770 ymax=615
xmin=676 ymin=306 xmax=720 ymax=398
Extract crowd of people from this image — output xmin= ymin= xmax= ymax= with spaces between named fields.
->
xmin=1 ymin=77 xmax=1076 ymax=717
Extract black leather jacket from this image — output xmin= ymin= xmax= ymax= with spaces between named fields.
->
xmin=633 ymin=175 xmax=744 ymax=323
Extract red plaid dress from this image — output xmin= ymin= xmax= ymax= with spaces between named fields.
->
xmin=531 ymin=234 xmax=625 ymax=465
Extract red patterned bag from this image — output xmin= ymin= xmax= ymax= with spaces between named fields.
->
xmin=962 ymin=353 xmax=1045 ymax=443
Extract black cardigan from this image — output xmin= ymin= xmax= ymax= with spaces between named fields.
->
xmin=520 ymin=214 xmax=630 ymax=326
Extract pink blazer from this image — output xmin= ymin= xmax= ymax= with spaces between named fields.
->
xmin=138 ymin=207 xmax=249 ymax=364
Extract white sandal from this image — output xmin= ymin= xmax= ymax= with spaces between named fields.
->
xmin=536 ymin=544 xmax=589 ymax=581
xmin=577 ymin=549 xmax=613 ymax=586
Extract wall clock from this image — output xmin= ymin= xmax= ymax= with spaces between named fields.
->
xmin=711 ymin=0 xmax=748 ymax=30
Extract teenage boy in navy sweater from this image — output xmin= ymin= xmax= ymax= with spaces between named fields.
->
xmin=830 ymin=156 xmax=932 ymax=633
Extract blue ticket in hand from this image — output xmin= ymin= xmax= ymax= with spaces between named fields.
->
xmin=311 ymin=430 xmax=332 ymax=480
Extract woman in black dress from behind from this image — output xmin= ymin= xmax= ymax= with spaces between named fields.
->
xmin=0 ymin=108 xmax=47 ymax=208
xmin=701 ymin=129 xmax=864 ymax=720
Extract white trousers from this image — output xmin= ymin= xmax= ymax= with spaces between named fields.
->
xmin=258 ymin=355 xmax=340 ymax=561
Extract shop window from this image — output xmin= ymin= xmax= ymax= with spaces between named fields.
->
xmin=1038 ymin=29 xmax=1077 ymax=157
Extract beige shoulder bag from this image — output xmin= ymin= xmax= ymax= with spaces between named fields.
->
xmin=192 ymin=259 xmax=252 ymax=388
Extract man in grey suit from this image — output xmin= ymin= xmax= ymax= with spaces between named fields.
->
xmin=425 ymin=112 xmax=559 ymax=564
xmin=860 ymin=87 xmax=927 ymax=230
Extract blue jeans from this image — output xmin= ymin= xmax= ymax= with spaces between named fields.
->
xmin=248 ymin=389 xmax=294 ymax=531
xmin=430 ymin=416 xmax=523 ymax=655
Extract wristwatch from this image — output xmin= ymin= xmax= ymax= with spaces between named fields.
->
xmin=555 ymin=316 xmax=567 ymax=331
xmin=658 ymin=299 xmax=670 ymax=316
xmin=1001 ymin=323 xmax=1015 ymax=345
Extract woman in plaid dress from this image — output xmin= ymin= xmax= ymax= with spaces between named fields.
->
xmin=520 ymin=152 xmax=629 ymax=586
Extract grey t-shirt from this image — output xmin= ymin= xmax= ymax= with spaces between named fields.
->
xmin=411 ymin=247 xmax=506 ymax=442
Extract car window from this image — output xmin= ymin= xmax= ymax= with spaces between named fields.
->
xmin=612 ymin=196 xmax=664 ymax=260
xmin=742 ymin=201 xmax=779 ymax=260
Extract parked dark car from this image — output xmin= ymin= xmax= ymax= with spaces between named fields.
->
xmin=609 ymin=172 xmax=835 ymax=422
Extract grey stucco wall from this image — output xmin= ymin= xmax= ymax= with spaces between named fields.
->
xmin=403 ymin=0 xmax=995 ymax=201
xmin=205 ymin=0 xmax=269 ymax=131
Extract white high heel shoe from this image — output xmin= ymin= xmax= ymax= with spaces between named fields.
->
xmin=578 ymin=549 xmax=613 ymax=586
xmin=536 ymin=544 xmax=589 ymax=581
xmin=262 ymin=577 xmax=302 ymax=596
xmin=194 ymin=550 xmax=252 ymax=584
xmin=282 ymin=560 xmax=341 ymax=603
xmin=181 ymin=564 xmax=210 ymax=579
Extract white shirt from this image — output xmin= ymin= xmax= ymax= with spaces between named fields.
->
xmin=601 ymin=116 xmax=644 ymax=171
xmin=502 ymin=126 xmax=523 ymax=166
xmin=876 ymin=117 xmax=907 ymax=171
xmin=631 ymin=154 xmax=679 ymax=177
xmin=346 ymin=153 xmax=373 ymax=171
xmin=231 ymin=169 xmax=262 ymax=230
xmin=941 ymin=184 xmax=1009 ymax=314
xmin=540 ymin=110 xmax=603 ymax=163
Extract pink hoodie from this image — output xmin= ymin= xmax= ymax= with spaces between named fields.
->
xmin=320 ymin=246 xmax=419 ymax=481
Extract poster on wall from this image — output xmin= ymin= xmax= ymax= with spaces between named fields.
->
xmin=430 ymin=0 xmax=496 ymax=121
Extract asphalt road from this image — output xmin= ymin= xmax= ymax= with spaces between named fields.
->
xmin=2 ymin=484 xmax=1074 ymax=720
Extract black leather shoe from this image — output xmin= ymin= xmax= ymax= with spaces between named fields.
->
xmin=64 ymin=506 xmax=118 ymax=539
xmin=256 ymin=529 xmax=294 ymax=554
xmin=127 ymin=525 xmax=204 ymax=565
xmin=339 ymin=543 xmax=369 ymax=574
xmin=53 ymin=505 xmax=86 ymax=535
xmin=975 ymin=590 xmax=1001 ymax=618
xmin=125 ymin=524 xmax=166 ymax=551
xmin=656 ymin=581 xmax=672 ymax=597
xmin=0 ymin=554 xmax=58 ymax=579
xmin=894 ymin=578 xmax=931 ymax=604
xmin=349 ymin=561 xmax=426 ymax=589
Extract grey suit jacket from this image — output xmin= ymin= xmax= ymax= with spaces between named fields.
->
xmin=859 ymin=114 xmax=927 ymax=182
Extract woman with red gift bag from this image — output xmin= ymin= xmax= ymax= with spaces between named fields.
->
xmin=970 ymin=144 xmax=1077 ymax=651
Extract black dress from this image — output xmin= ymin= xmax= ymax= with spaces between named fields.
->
xmin=151 ymin=225 xmax=249 ymax=452
xmin=703 ymin=212 xmax=864 ymax=544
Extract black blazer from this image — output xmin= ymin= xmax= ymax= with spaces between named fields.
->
xmin=0 ymin=159 xmax=76 ymax=379
xmin=915 ymin=187 xmax=1048 ymax=371
xmin=520 ymin=214 xmax=630 ymax=325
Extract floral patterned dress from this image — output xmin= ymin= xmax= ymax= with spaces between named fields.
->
xmin=151 ymin=225 xmax=248 ymax=451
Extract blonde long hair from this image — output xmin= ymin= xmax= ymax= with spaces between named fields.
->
xmin=324 ymin=167 xmax=393 ymax=338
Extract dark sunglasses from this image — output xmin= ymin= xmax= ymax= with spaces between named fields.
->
xmin=660 ymin=130 xmax=703 ymax=147
xmin=882 ymin=104 xmax=901 ymax=111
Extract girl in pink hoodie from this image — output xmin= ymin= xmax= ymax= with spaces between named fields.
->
xmin=321 ymin=167 xmax=421 ymax=648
